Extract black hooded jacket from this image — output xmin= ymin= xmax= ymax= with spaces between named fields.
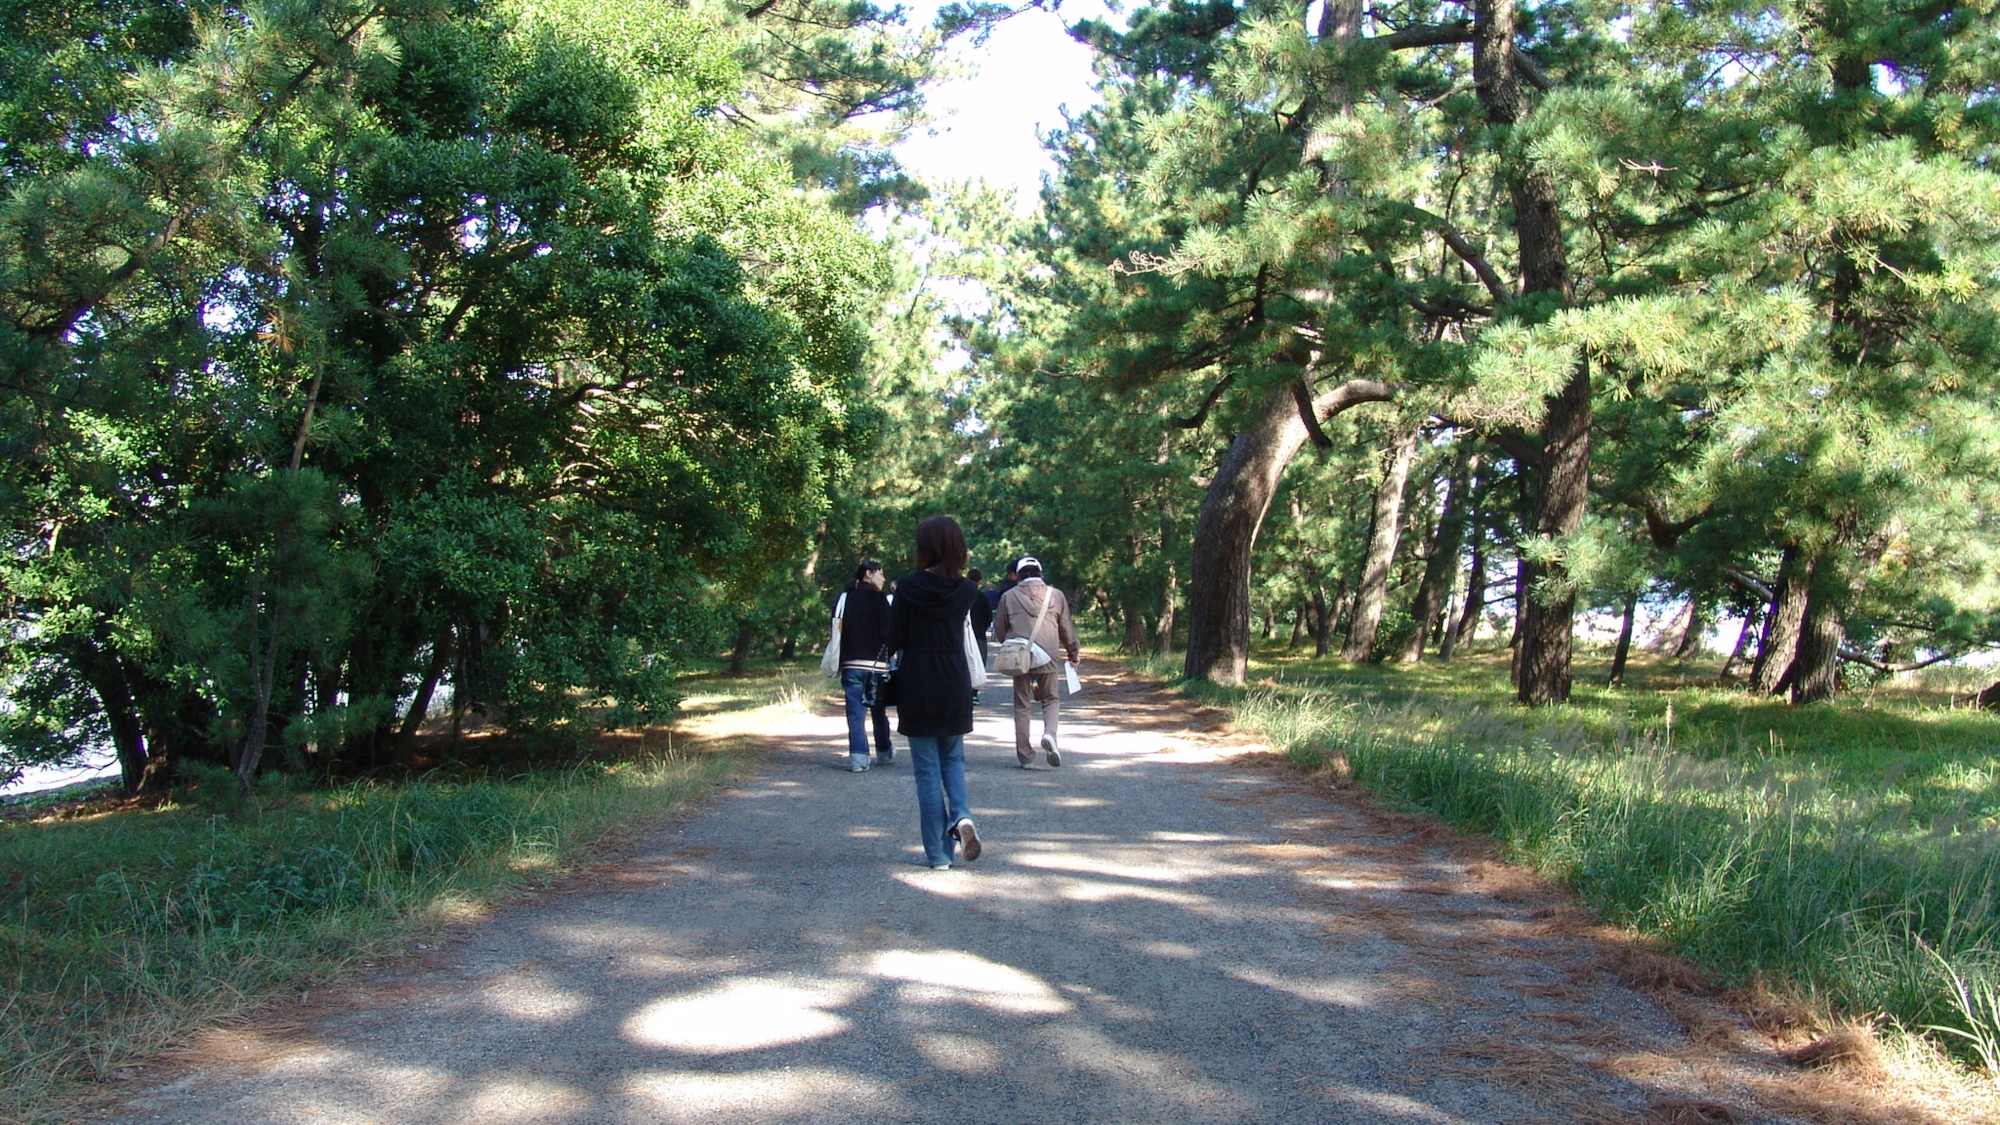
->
xmin=886 ymin=568 xmax=980 ymax=737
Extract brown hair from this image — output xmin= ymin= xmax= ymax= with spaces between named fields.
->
xmin=913 ymin=515 xmax=968 ymax=578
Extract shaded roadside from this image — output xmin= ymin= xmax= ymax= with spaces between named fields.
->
xmin=81 ymin=663 xmax=1930 ymax=1124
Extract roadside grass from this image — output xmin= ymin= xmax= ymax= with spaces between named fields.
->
xmin=1149 ymin=643 xmax=2000 ymax=1075
xmin=0 ymin=661 xmax=811 ymax=1124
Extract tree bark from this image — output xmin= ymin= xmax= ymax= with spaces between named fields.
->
xmin=1183 ymin=379 xmax=1393 ymax=685
xmin=1789 ymin=554 xmax=1846 ymax=704
xmin=1311 ymin=585 xmax=1334 ymax=656
xmin=1750 ymin=546 xmax=1806 ymax=694
xmin=1445 ymin=528 xmax=1485 ymax=659
xmin=728 ymin=617 xmax=756 ymax=674
xmin=1400 ymin=443 xmax=1474 ymax=662
xmin=1154 ymin=561 xmax=1177 ymax=658
xmin=1342 ymin=428 xmax=1419 ymax=661
xmin=398 ymin=629 xmax=453 ymax=746
xmin=1607 ymin=589 xmax=1638 ymax=685
xmin=1120 ymin=604 xmax=1148 ymax=654
xmin=1473 ymin=0 xmax=1584 ymax=704
xmin=1673 ymin=596 xmax=1709 ymax=658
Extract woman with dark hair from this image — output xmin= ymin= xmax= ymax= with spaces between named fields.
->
xmin=886 ymin=515 xmax=984 ymax=869
xmin=835 ymin=561 xmax=893 ymax=772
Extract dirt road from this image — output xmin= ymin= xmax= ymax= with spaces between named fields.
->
xmin=97 ymin=669 xmax=1815 ymax=1124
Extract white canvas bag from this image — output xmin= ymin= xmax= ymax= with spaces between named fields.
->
xmin=819 ymin=592 xmax=847 ymax=677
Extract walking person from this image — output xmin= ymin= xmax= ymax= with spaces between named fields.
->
xmin=992 ymin=556 xmax=1079 ymax=768
xmin=834 ymin=562 xmax=893 ymax=772
xmin=967 ymin=568 xmax=994 ymax=662
xmin=886 ymin=516 xmax=985 ymax=869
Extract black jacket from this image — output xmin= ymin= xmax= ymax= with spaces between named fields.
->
xmin=887 ymin=569 xmax=980 ymax=737
xmin=837 ymin=584 xmax=891 ymax=669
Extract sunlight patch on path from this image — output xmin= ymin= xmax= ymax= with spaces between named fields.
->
xmin=864 ymin=949 xmax=1072 ymax=1015
xmin=624 ymin=976 xmax=860 ymax=1053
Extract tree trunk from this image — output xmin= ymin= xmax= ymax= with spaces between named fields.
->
xmin=80 ymin=648 xmax=149 ymax=794
xmin=1475 ymin=0 xmax=1584 ymax=704
xmin=1673 ymin=596 xmax=1710 ymax=658
xmin=1154 ymin=561 xmax=1178 ymax=658
xmin=1750 ymin=546 xmax=1807 ymax=694
xmin=398 ymin=629 xmax=453 ymax=745
xmin=1650 ymin=600 xmax=1693 ymax=652
xmin=1310 ymin=587 xmax=1332 ymax=656
xmin=234 ymin=573 xmax=284 ymax=795
xmin=1120 ymin=604 xmax=1147 ymax=654
xmin=1789 ymin=555 xmax=1846 ymax=704
xmin=1607 ymin=589 xmax=1638 ymax=686
xmin=1400 ymin=443 xmax=1473 ymax=662
xmin=1444 ymin=530 xmax=1485 ymax=659
xmin=1342 ymin=428 xmax=1419 ymax=662
xmin=1183 ymin=379 xmax=1393 ymax=685
xmin=1719 ymin=606 xmax=1760 ymax=679
xmin=728 ymin=617 xmax=756 ymax=674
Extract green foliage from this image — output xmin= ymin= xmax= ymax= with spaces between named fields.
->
xmin=0 ymin=745 xmax=738 ymax=1119
xmin=0 ymin=0 xmax=922 ymax=784
xmin=1183 ymin=646 xmax=2000 ymax=1068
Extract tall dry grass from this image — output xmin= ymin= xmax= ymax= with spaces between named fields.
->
xmin=1177 ymin=656 xmax=2000 ymax=1075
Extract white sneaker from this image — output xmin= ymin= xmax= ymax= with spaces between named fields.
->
xmin=930 ymin=862 xmax=951 ymax=870
xmin=849 ymin=761 xmax=869 ymax=773
xmin=1042 ymin=734 xmax=1061 ymax=767
xmin=953 ymin=818 xmax=982 ymax=862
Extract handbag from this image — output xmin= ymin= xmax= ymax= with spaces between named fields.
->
xmin=818 ymin=592 xmax=847 ymax=677
xmin=964 ymin=616 xmax=988 ymax=690
xmin=992 ymin=587 xmax=1055 ymax=677
xmin=874 ymin=650 xmax=899 ymax=708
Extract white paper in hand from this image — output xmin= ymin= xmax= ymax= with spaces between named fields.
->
xmin=1064 ymin=661 xmax=1082 ymax=695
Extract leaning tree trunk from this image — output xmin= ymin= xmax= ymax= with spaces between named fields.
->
xmin=1184 ymin=379 xmax=1393 ymax=685
xmin=1444 ymin=528 xmax=1486 ymax=659
xmin=1673 ymin=596 xmax=1710 ymax=658
xmin=1400 ymin=444 xmax=1474 ymax=662
xmin=1342 ymin=428 xmax=1419 ymax=661
xmin=1607 ymin=589 xmax=1639 ymax=686
xmin=1750 ymin=546 xmax=1807 ymax=694
xmin=1719 ymin=606 xmax=1760 ymax=679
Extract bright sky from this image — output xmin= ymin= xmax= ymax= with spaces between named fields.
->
xmin=893 ymin=1 xmax=1113 ymax=209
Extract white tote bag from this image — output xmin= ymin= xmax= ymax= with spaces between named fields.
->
xmin=964 ymin=617 xmax=988 ymax=690
xmin=819 ymin=592 xmax=846 ymax=677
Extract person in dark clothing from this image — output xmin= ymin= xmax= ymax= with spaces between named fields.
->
xmin=990 ymin=560 xmax=1018 ymax=613
xmin=967 ymin=568 xmax=994 ymax=661
xmin=835 ymin=562 xmax=893 ymax=772
xmin=887 ymin=516 xmax=984 ymax=869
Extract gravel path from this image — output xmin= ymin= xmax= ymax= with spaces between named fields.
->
xmin=96 ymin=668 xmax=1806 ymax=1125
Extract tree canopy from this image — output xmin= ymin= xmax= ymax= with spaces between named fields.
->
xmin=6 ymin=0 xmax=2000 ymax=797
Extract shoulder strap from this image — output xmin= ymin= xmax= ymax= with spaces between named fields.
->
xmin=834 ymin=592 xmax=847 ymax=620
xmin=1025 ymin=586 xmax=1053 ymax=642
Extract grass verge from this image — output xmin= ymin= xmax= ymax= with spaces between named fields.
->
xmin=0 ymin=662 xmax=817 ymax=1124
xmin=1137 ymin=647 xmax=2000 ymax=1077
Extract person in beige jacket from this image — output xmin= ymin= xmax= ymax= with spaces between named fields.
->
xmin=991 ymin=556 xmax=1079 ymax=767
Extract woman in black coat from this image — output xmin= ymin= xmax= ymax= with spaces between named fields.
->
xmin=886 ymin=516 xmax=983 ymax=869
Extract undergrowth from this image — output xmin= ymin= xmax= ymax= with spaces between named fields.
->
xmin=1170 ymin=647 xmax=2000 ymax=1075
xmin=0 ymin=677 xmax=768 ymax=1123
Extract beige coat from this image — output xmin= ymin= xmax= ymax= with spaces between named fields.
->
xmin=993 ymin=579 xmax=1078 ymax=672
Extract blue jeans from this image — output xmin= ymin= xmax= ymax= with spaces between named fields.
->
xmin=841 ymin=668 xmax=892 ymax=768
xmin=907 ymin=734 xmax=971 ymax=866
